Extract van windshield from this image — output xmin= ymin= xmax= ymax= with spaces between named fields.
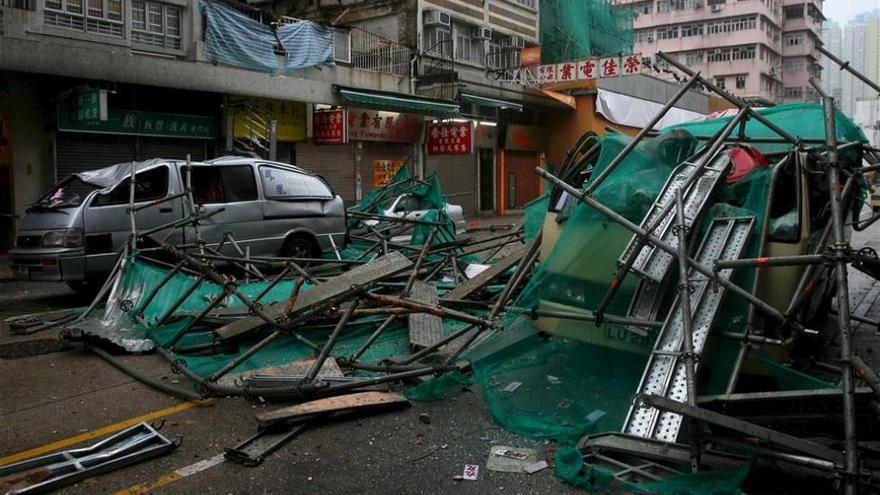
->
xmin=31 ymin=177 xmax=100 ymax=210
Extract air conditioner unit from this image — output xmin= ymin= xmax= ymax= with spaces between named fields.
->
xmin=474 ymin=27 xmax=493 ymax=40
xmin=695 ymin=1 xmax=703 ymax=8
xmin=646 ymin=35 xmax=654 ymax=42
xmin=424 ymin=10 xmax=451 ymax=27
xmin=710 ymin=4 xmax=722 ymax=12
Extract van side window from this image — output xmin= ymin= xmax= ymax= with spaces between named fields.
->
xmin=767 ymin=158 xmax=801 ymax=243
xmin=189 ymin=166 xmax=257 ymax=204
xmin=259 ymin=166 xmax=333 ymax=200
xmin=93 ymin=166 xmax=168 ymax=207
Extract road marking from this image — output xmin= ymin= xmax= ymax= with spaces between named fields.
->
xmin=111 ymin=453 xmax=226 ymax=495
xmin=0 ymin=400 xmax=206 ymax=466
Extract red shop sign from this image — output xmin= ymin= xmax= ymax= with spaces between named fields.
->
xmin=313 ymin=108 xmax=348 ymax=145
xmin=426 ymin=121 xmax=473 ymax=155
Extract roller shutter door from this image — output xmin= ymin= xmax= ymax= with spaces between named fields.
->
xmin=425 ymin=153 xmax=477 ymax=215
xmin=138 ymin=137 xmax=208 ymax=162
xmin=294 ymin=141 xmax=356 ymax=203
xmin=55 ymin=133 xmax=210 ymax=182
xmin=55 ymin=133 xmax=136 ymax=181
xmin=360 ymin=142 xmax=412 ymax=199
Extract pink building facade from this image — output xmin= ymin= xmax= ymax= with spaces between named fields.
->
xmin=611 ymin=0 xmax=824 ymax=104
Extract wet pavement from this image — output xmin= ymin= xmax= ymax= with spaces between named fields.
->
xmin=0 ymin=216 xmax=878 ymax=494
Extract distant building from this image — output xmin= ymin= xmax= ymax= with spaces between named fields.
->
xmin=821 ymin=10 xmax=879 ymax=117
xmin=610 ymin=0 xmax=825 ymax=105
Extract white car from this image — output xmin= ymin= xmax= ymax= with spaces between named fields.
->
xmin=362 ymin=193 xmax=468 ymax=243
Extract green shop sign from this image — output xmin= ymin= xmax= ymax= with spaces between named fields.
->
xmin=58 ymin=105 xmax=217 ymax=140
xmin=72 ymin=89 xmax=108 ymax=123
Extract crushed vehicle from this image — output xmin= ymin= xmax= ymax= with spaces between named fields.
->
xmin=355 ymin=192 xmax=468 ymax=243
xmin=9 ymin=156 xmax=347 ymax=292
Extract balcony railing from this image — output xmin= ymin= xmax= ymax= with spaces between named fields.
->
xmin=350 ymin=27 xmax=412 ymax=77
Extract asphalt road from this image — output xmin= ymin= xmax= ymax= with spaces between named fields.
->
xmin=0 ymin=217 xmax=878 ymax=494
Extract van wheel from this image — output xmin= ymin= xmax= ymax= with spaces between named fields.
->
xmin=282 ymin=235 xmax=319 ymax=261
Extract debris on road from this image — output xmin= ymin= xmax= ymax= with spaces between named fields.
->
xmin=486 ymin=446 xmax=538 ymax=473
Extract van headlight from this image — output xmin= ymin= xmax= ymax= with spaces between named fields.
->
xmin=41 ymin=229 xmax=84 ymax=248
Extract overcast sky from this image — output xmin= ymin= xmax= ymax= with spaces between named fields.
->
xmin=823 ymin=0 xmax=879 ymax=26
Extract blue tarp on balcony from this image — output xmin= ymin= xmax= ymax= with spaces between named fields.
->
xmin=201 ymin=0 xmax=333 ymax=73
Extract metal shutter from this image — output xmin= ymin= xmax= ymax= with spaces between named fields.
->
xmin=55 ymin=133 xmax=136 ymax=181
xmin=425 ymin=153 xmax=477 ymax=214
xmin=138 ymin=137 xmax=209 ymax=162
xmin=294 ymin=141 xmax=356 ymax=202
xmin=360 ymin=142 xmax=413 ymax=199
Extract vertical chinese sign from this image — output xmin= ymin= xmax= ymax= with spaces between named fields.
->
xmin=313 ymin=108 xmax=348 ymax=145
xmin=426 ymin=122 xmax=474 ymax=155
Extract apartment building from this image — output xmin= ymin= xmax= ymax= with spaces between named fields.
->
xmin=611 ymin=0 xmax=824 ymax=104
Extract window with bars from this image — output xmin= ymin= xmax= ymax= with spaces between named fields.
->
xmin=783 ymin=86 xmax=803 ymax=98
xmin=731 ymin=45 xmax=755 ymax=60
xmin=44 ymin=0 xmax=123 ymax=38
xmin=423 ymin=26 xmax=452 ymax=59
xmin=681 ymin=23 xmax=703 ymax=37
xmin=784 ymin=33 xmax=804 ymax=46
xmin=131 ymin=0 xmax=182 ymax=50
xmin=453 ymin=22 xmax=484 ymax=65
xmin=685 ymin=51 xmax=703 ymax=66
xmin=656 ymin=25 xmax=678 ymax=40
xmin=736 ymin=74 xmax=746 ymax=89
xmin=706 ymin=15 xmax=757 ymax=35
xmin=707 ymin=48 xmax=731 ymax=63
xmin=635 ymin=29 xmax=654 ymax=43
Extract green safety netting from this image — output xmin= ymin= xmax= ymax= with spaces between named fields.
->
xmin=670 ymin=103 xmax=869 ymax=156
xmin=91 ymin=104 xmax=866 ymax=493
xmin=540 ymin=0 xmax=634 ymax=64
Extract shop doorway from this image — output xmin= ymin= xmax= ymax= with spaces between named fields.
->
xmin=478 ymin=148 xmax=495 ymax=212
xmin=0 ymin=115 xmax=12 ymax=253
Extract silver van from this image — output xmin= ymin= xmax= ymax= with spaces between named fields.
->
xmin=9 ymin=156 xmax=347 ymax=292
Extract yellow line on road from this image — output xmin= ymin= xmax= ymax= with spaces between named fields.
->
xmin=0 ymin=400 xmax=208 ymax=466
xmin=112 ymin=473 xmax=183 ymax=495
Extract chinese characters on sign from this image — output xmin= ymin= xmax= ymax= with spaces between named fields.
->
xmin=229 ymin=96 xmax=307 ymax=142
xmin=58 ymin=107 xmax=217 ymax=139
xmin=536 ymin=54 xmax=644 ymax=84
xmin=72 ymin=89 xmax=108 ymax=123
xmin=426 ymin=122 xmax=474 ymax=155
xmin=347 ymin=108 xmax=422 ymax=143
xmin=313 ymin=108 xmax=348 ymax=145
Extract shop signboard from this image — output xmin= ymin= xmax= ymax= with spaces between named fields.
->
xmin=72 ymin=89 xmax=108 ymax=122
xmin=426 ymin=121 xmax=473 ymax=155
xmin=229 ymin=96 xmax=307 ymax=142
xmin=505 ymin=124 xmax=547 ymax=152
xmin=58 ymin=106 xmax=217 ymax=139
xmin=537 ymin=53 xmax=644 ymax=84
xmin=313 ymin=108 xmax=348 ymax=145
xmin=519 ymin=46 xmax=541 ymax=67
xmin=373 ymin=159 xmax=405 ymax=187
xmin=347 ymin=108 xmax=422 ymax=143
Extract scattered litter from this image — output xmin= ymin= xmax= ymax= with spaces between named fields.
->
xmin=462 ymin=464 xmax=479 ymax=481
xmin=486 ymin=446 xmax=538 ymax=473
xmin=585 ymin=409 xmax=607 ymax=423
xmin=502 ymin=382 xmax=522 ymax=393
xmin=546 ymin=375 xmax=560 ymax=385
xmin=523 ymin=460 xmax=549 ymax=474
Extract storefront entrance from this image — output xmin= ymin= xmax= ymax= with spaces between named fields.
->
xmin=478 ymin=148 xmax=495 ymax=212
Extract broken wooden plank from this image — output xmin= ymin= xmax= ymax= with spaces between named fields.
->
xmin=214 ymin=252 xmax=413 ymax=341
xmin=441 ymin=245 xmax=525 ymax=302
xmin=255 ymin=391 xmax=409 ymax=427
xmin=408 ymin=280 xmax=444 ymax=349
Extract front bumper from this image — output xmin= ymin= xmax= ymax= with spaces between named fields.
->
xmin=8 ymin=248 xmax=86 ymax=282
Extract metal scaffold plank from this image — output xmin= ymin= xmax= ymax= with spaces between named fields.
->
xmin=408 ymin=280 xmax=444 ymax=349
xmin=214 ymin=252 xmax=413 ymax=341
xmin=624 ymin=216 xmax=754 ymax=443
xmin=441 ymin=245 xmax=526 ymax=302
